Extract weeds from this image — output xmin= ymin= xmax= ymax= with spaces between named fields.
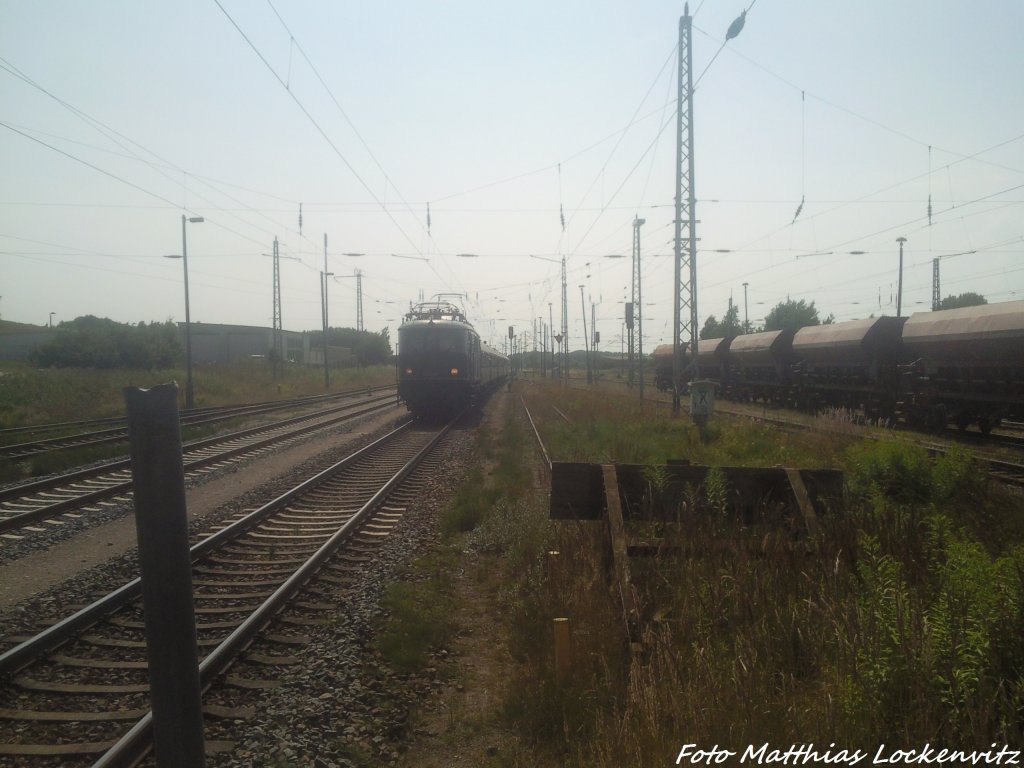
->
xmin=373 ymin=551 xmax=458 ymax=673
xmin=0 ymin=360 xmax=394 ymax=431
xmin=379 ymin=382 xmax=1024 ymax=764
xmin=505 ymin=385 xmax=1024 ymax=760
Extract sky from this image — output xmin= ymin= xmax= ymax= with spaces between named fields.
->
xmin=2 ymin=0 xmax=1023 ymax=353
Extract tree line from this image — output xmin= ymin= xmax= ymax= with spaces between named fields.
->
xmin=309 ymin=327 xmax=392 ymax=367
xmin=31 ymin=316 xmax=182 ymax=369
xmin=30 ymin=316 xmax=393 ymax=369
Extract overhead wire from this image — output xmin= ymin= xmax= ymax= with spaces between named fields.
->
xmin=724 ymin=132 xmax=1024 ymax=257
xmin=561 ymin=42 xmax=679 ymax=239
xmin=262 ymin=0 xmax=455 ymax=283
xmin=0 ymin=55 xmax=322 ymax=258
xmin=212 ymin=0 xmax=436 ymax=276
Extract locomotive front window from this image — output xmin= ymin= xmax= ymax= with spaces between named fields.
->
xmin=400 ymin=326 xmax=468 ymax=355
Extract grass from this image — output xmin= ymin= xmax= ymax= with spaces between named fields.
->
xmin=374 ymin=551 xmax=458 ymax=673
xmin=529 ymin=385 xmax=1024 ymax=761
xmin=521 ymin=381 xmax=849 ymax=469
xmin=0 ymin=359 xmax=395 ymax=430
xmin=387 ymin=380 xmax=1024 ymax=766
xmin=0 ymin=360 xmax=395 ymax=483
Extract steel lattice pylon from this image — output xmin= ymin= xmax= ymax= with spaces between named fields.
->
xmin=673 ymin=6 xmax=698 ymax=412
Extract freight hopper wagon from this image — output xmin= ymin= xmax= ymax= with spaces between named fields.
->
xmin=653 ymin=344 xmax=676 ymax=392
xmin=696 ymin=337 xmax=732 ymax=388
xmin=397 ymin=300 xmax=509 ymax=420
xmin=726 ymin=329 xmax=797 ymax=406
xmin=899 ymin=300 xmax=1024 ymax=433
xmin=790 ymin=316 xmax=906 ymax=422
xmin=652 ymin=344 xmax=694 ymax=393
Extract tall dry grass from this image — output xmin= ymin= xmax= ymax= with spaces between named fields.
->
xmin=498 ymin=383 xmax=1024 ymax=763
xmin=0 ymin=360 xmax=394 ymax=430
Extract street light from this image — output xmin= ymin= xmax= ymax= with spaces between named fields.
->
xmin=896 ymin=237 xmax=907 ymax=317
xmin=580 ymin=284 xmax=592 ymax=384
xmin=48 ymin=312 xmax=55 ymax=328
xmin=321 ymin=269 xmax=334 ymax=388
xmin=164 ymin=214 xmax=204 ymax=409
xmin=742 ymin=282 xmax=749 ymax=332
xmin=634 ymin=216 xmax=646 ymax=401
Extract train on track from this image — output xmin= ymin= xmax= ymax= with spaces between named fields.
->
xmin=653 ymin=300 xmax=1024 ymax=433
xmin=397 ymin=299 xmax=510 ymax=419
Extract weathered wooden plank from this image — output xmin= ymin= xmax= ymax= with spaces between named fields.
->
xmin=785 ymin=468 xmax=821 ymax=538
xmin=602 ymin=465 xmax=640 ymax=642
xmin=552 ymin=462 xmax=842 ymax=522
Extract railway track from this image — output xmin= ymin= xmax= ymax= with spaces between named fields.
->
xmin=0 ymin=417 xmax=451 ymax=765
xmin=544 ymin=373 xmax=1024 ymax=451
xmin=0 ymin=392 xmax=399 ymax=542
xmin=534 ymin=376 xmax=1024 ymax=488
xmin=0 ymin=386 xmax=394 ymax=462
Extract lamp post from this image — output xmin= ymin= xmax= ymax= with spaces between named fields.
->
xmin=321 ymin=234 xmax=334 ymax=389
xmin=548 ymin=302 xmax=554 ymax=378
xmin=48 ymin=312 xmax=55 ymax=328
xmin=165 ymin=214 xmax=204 ymax=409
xmin=896 ymin=237 xmax=907 ymax=317
xmin=742 ymin=282 xmax=749 ymax=332
xmin=633 ymin=216 xmax=646 ymax=401
xmin=603 ymin=253 xmax=629 ymax=385
xmin=580 ymin=284 xmax=592 ymax=384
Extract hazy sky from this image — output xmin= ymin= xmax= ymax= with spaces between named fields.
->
xmin=3 ymin=0 xmax=1022 ymax=352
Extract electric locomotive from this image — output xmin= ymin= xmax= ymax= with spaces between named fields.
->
xmin=397 ymin=300 xmax=508 ymax=419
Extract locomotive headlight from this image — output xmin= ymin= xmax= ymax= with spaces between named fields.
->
xmin=450 ymin=367 xmax=459 ymax=376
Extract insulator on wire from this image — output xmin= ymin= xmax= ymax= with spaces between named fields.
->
xmin=792 ymin=195 xmax=804 ymax=223
xmin=298 ymin=203 xmax=303 ymax=235
xmin=726 ymin=10 xmax=746 ymax=40
xmin=427 ymin=202 xmax=432 ymax=234
xmin=560 ymin=204 xmax=566 ymax=231
xmin=928 ymin=194 xmax=932 ymax=226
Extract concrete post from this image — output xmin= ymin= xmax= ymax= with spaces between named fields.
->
xmin=124 ymin=383 xmax=206 ymax=767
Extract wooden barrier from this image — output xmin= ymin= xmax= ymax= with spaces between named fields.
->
xmin=553 ymin=617 xmax=572 ymax=682
xmin=550 ymin=461 xmax=843 ymax=652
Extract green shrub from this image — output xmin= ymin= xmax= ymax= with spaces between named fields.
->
xmin=31 ymin=316 xmax=182 ymax=369
xmin=440 ymin=468 xmax=500 ymax=535
xmin=374 ymin=576 xmax=454 ymax=672
xmin=846 ymin=439 xmax=933 ymax=505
